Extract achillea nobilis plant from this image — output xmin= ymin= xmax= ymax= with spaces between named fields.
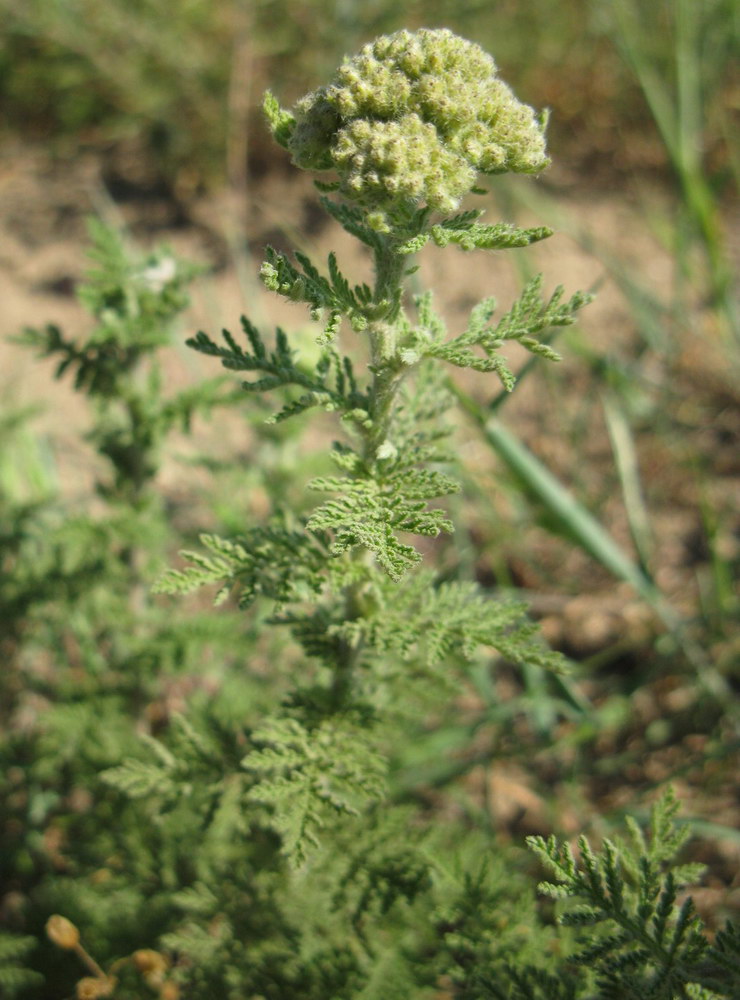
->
xmin=19 ymin=27 xmax=739 ymax=1000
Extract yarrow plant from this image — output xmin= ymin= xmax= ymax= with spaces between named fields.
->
xmin=157 ymin=30 xmax=586 ymax=692
xmin=8 ymin=27 xmax=738 ymax=1000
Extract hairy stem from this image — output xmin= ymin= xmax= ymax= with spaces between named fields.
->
xmin=373 ymin=235 xmax=407 ymax=322
xmin=330 ymin=240 xmax=411 ymax=705
xmin=363 ymin=239 xmax=412 ymax=463
xmin=329 ymin=569 xmax=370 ymax=710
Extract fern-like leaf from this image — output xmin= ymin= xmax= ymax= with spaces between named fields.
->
xmin=414 ymin=277 xmax=590 ymax=391
xmin=526 ymin=790 xmax=719 ymax=998
xmin=186 ymin=322 xmax=368 ymax=422
xmin=307 ymin=467 xmax=459 ymax=581
xmin=242 ymin=716 xmax=387 ymax=868
xmin=349 ymin=571 xmax=568 ymax=673
xmin=153 ymin=522 xmax=329 ymax=607
xmin=430 ymin=221 xmax=553 ymax=252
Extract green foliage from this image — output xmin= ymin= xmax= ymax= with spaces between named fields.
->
xmin=481 ymin=789 xmax=740 ymax=1000
xmin=21 ymin=220 xmax=193 ymax=389
xmin=187 ymin=317 xmax=369 ymax=418
xmin=153 ymin=521 xmax=330 ymax=607
xmin=0 ymin=935 xmax=43 ymax=997
xmin=1 ymin=219 xmax=265 ymax=998
xmin=305 ymin=464 xmax=459 ymax=580
xmin=260 ymin=246 xmax=375 ymax=339
xmin=417 ymin=845 xmax=555 ymax=997
xmin=18 ymin=220 xmax=231 ymax=503
xmin=244 ymin=715 xmax=388 ymax=868
xmin=408 ymin=792 xmax=740 ymax=1000
xmin=405 ymin=217 xmax=553 ymax=254
xmin=4 ymin=26 xmax=736 ymax=1000
xmin=412 ymin=276 xmax=591 ymax=392
xmin=345 ymin=571 xmax=569 ymax=675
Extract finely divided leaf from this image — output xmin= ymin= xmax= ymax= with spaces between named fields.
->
xmin=430 ymin=222 xmax=553 ymax=251
xmin=307 ymin=468 xmax=460 ymax=581
xmin=242 ymin=716 xmax=387 ymax=868
xmin=154 ymin=525 xmax=328 ymax=607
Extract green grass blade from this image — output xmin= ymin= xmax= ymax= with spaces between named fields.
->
xmin=452 ymin=383 xmax=729 ymax=694
xmin=601 ymin=389 xmax=655 ymax=573
xmin=483 ymin=414 xmax=660 ymax=603
xmin=453 ymin=384 xmax=664 ymax=603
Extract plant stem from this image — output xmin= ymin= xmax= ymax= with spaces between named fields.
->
xmin=373 ymin=234 xmax=407 ymax=321
xmin=330 ymin=567 xmax=369 ymax=710
xmin=330 ymin=238 xmax=412 ymax=706
xmin=363 ymin=238 xmax=410 ymax=463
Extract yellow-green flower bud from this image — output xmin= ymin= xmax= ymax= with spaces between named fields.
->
xmin=265 ymin=29 xmax=549 ymax=217
xmin=75 ymin=977 xmax=116 ymax=1000
xmin=46 ymin=914 xmax=80 ymax=950
xmin=132 ymin=949 xmax=169 ymax=976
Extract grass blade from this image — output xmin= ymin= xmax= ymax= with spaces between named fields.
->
xmin=452 ymin=383 xmax=729 ymax=695
xmin=601 ymin=389 xmax=655 ymax=573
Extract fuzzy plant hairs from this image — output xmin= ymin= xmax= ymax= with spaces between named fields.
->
xmin=265 ymin=27 xmax=550 ymax=230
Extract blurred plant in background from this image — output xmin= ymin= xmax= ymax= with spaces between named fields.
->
xmin=0 ymin=223 xmax=261 ymax=997
xmin=1 ymin=1 xmax=736 ymax=193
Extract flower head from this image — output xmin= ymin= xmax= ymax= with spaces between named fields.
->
xmin=265 ymin=29 xmax=549 ymax=218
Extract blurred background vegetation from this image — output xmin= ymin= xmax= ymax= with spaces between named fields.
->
xmin=1 ymin=0 xmax=737 ymax=329
xmin=0 ymin=0 xmax=736 ymax=190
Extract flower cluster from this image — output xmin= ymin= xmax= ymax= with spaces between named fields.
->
xmin=265 ymin=29 xmax=549 ymax=221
